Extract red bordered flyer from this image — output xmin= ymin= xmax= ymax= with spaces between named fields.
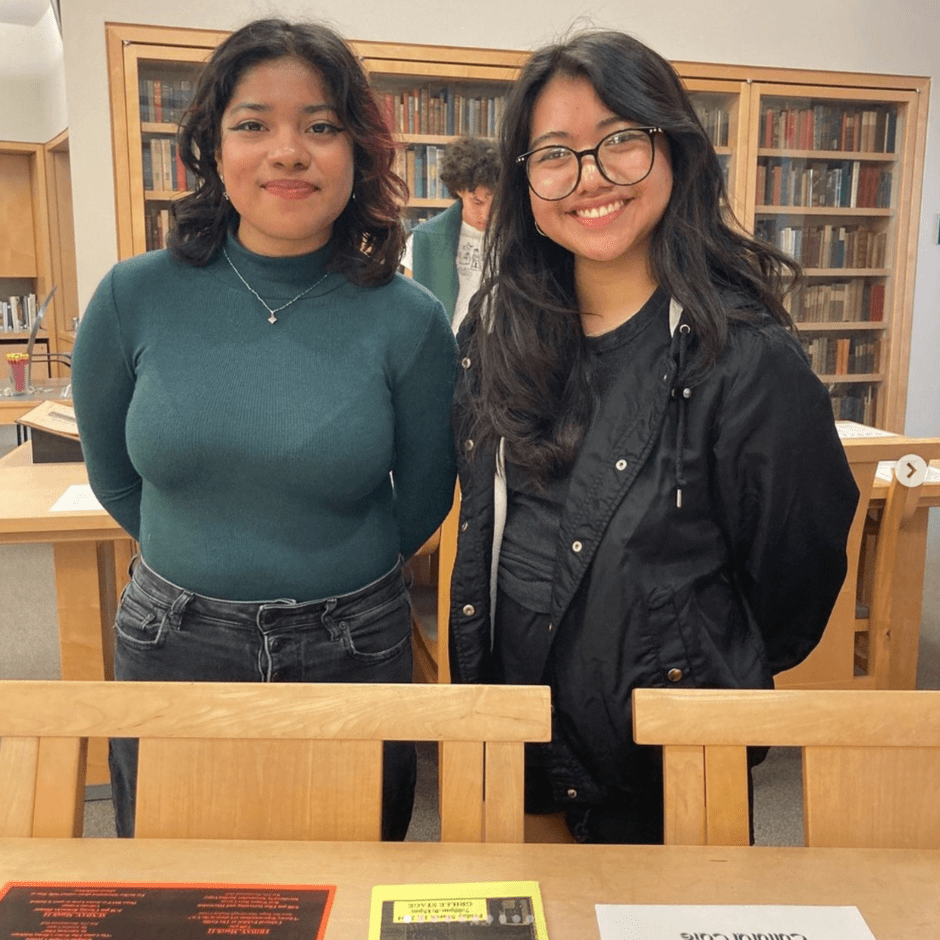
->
xmin=0 ymin=881 xmax=335 ymax=939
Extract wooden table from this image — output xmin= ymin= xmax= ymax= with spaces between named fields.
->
xmin=0 ymin=442 xmax=133 ymax=784
xmin=0 ymin=377 xmax=72 ymax=439
xmin=1 ymin=839 xmax=938 ymax=938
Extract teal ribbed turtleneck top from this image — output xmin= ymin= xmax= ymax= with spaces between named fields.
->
xmin=71 ymin=235 xmax=457 ymax=601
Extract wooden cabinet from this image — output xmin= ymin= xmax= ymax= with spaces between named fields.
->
xmin=104 ymin=25 xmax=927 ymax=431
xmin=0 ymin=141 xmax=58 ymax=377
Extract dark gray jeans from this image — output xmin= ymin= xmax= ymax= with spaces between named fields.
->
xmin=109 ymin=556 xmax=416 ymax=840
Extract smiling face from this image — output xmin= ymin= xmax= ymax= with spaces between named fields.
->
xmin=217 ymin=56 xmax=355 ymax=257
xmin=526 ymin=73 xmax=673 ymax=283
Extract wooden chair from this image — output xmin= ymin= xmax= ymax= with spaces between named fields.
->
xmin=411 ymin=482 xmax=461 ymax=683
xmin=633 ymin=686 xmax=940 ymax=848
xmin=0 ymin=679 xmax=550 ymax=841
xmin=775 ymin=434 xmax=940 ymax=690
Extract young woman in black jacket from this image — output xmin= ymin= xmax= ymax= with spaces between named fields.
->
xmin=448 ymin=29 xmax=859 ymax=844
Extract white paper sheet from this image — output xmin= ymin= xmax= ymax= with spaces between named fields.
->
xmin=594 ymin=904 xmax=877 ymax=939
xmin=49 ymin=484 xmax=104 ymax=512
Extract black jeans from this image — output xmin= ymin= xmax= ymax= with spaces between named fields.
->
xmin=109 ymin=556 xmax=416 ymax=840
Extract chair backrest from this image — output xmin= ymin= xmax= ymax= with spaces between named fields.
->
xmin=633 ymin=687 xmax=940 ymax=848
xmin=775 ymin=434 xmax=940 ymax=689
xmin=0 ymin=680 xmax=550 ymax=841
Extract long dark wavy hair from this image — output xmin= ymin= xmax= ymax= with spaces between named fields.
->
xmin=168 ymin=18 xmax=407 ymax=286
xmin=467 ymin=29 xmax=800 ymax=482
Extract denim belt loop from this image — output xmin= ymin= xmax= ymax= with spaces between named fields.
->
xmin=160 ymin=589 xmax=194 ymax=633
xmin=318 ymin=597 xmax=341 ymax=641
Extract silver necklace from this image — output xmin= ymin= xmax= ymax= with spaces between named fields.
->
xmin=222 ymin=248 xmax=329 ymax=324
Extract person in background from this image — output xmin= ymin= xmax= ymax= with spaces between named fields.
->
xmin=71 ymin=17 xmax=456 ymax=840
xmin=448 ymin=29 xmax=858 ymax=844
xmin=402 ymin=136 xmax=498 ymax=333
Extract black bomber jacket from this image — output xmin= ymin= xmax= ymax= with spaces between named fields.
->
xmin=448 ymin=297 xmax=859 ymax=805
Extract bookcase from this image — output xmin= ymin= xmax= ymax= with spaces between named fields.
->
xmin=352 ymin=43 xmax=527 ymax=229
xmin=0 ymin=141 xmax=58 ymax=377
xmin=104 ymin=24 xmax=928 ymax=431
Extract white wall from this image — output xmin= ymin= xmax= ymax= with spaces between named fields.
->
xmin=0 ymin=69 xmax=67 ymax=142
xmin=59 ymin=0 xmax=939 ymax=445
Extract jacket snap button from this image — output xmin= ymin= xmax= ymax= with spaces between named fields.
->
xmin=461 ymin=357 xmax=471 ymax=369
xmin=566 ymin=788 xmax=578 ymax=799
xmin=667 ymin=668 xmax=684 ymax=682
xmin=571 ymin=540 xmax=583 ymax=553
xmin=462 ymin=604 xmax=476 ymax=616
xmin=464 ymin=439 xmax=474 ymax=451
xmin=615 ymin=459 xmax=627 ymax=471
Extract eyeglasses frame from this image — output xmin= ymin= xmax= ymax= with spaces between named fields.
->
xmin=516 ymin=126 xmax=664 ymax=201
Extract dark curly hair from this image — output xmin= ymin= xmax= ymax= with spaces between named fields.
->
xmin=467 ymin=29 xmax=800 ymax=483
xmin=167 ymin=17 xmax=407 ymax=286
xmin=439 ymin=136 xmax=500 ymax=196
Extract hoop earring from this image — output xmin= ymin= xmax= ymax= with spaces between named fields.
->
xmin=534 ymin=221 xmax=547 ymax=237
xmin=223 ymin=191 xmax=230 ymax=202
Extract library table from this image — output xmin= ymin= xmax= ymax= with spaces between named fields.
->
xmin=0 ymin=442 xmax=133 ymax=785
xmin=1 ymin=839 xmax=938 ymax=938
xmin=0 ymin=377 xmax=71 ymax=442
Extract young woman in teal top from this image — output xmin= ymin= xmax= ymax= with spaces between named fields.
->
xmin=71 ymin=18 xmax=457 ymax=840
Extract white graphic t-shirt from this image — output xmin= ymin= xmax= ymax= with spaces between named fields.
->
xmin=402 ymin=220 xmax=484 ymax=334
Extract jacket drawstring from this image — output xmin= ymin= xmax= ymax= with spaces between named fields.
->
xmin=673 ymin=323 xmax=692 ymax=508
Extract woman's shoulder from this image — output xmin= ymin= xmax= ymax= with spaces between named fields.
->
xmin=366 ymin=271 xmax=451 ymax=328
xmin=103 ymin=248 xmax=194 ymax=292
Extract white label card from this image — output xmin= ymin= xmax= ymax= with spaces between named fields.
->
xmin=594 ymin=904 xmax=877 ymax=940
xmin=49 ymin=484 xmax=104 ymax=512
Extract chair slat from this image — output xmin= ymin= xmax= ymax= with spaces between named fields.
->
xmin=662 ymin=745 xmax=706 ymax=845
xmin=32 ymin=736 xmax=86 ymax=837
xmin=484 ymin=741 xmax=524 ymax=843
xmin=0 ymin=736 xmax=41 ymax=836
xmin=704 ymin=745 xmax=750 ymax=846
xmin=439 ymin=740 xmax=484 ymax=842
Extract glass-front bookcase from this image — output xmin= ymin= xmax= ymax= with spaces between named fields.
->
xmin=106 ymin=26 xmax=927 ymax=430
xmin=745 ymin=84 xmax=922 ymax=428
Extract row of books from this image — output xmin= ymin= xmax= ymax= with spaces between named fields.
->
xmin=786 ymin=280 xmax=885 ymax=323
xmin=394 ymin=145 xmax=452 ymax=200
xmin=760 ymin=103 xmax=898 ymax=153
xmin=757 ymin=157 xmax=892 ymax=209
xmin=755 ymin=220 xmax=888 ymax=270
xmin=830 ymin=386 xmax=876 ymax=424
xmin=693 ymin=103 xmax=731 ymax=148
xmin=142 ymin=137 xmax=196 ymax=194
xmin=0 ymin=293 xmax=39 ymax=332
xmin=801 ymin=335 xmax=879 ymax=376
xmin=382 ymin=86 xmax=504 ymax=138
xmin=138 ymin=76 xmax=195 ymax=125
xmin=145 ymin=206 xmax=172 ymax=252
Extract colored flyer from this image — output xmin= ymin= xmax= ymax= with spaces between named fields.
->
xmin=0 ymin=882 xmax=335 ymax=940
xmin=368 ymin=881 xmax=549 ymax=939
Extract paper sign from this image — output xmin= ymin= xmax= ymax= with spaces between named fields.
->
xmin=595 ymin=904 xmax=877 ymax=939
xmin=49 ymin=484 xmax=104 ymax=512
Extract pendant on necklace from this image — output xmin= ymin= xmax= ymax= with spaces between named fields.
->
xmin=268 ymin=312 xmax=277 ymax=325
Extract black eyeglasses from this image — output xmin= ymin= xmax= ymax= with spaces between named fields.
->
xmin=517 ymin=126 xmax=663 ymax=201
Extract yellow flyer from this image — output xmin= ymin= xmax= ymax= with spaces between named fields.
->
xmin=368 ymin=880 xmax=549 ymax=938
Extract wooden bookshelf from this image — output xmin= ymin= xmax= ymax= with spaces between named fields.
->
xmin=104 ymin=25 xmax=928 ymax=431
xmin=0 ymin=141 xmax=62 ymax=374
